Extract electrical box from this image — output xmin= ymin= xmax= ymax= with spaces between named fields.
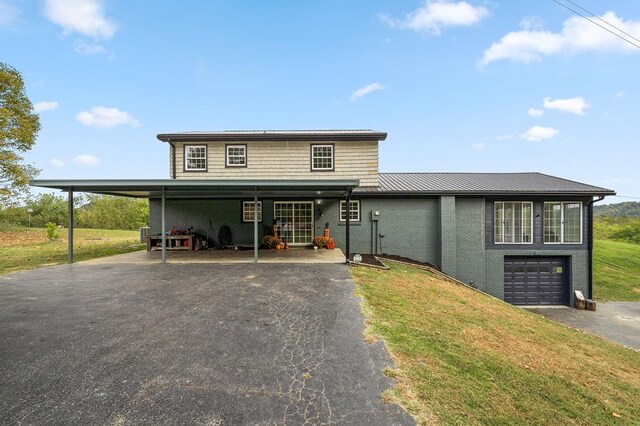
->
xmin=371 ymin=210 xmax=380 ymax=221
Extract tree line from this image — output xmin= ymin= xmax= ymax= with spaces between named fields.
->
xmin=0 ymin=193 xmax=149 ymax=230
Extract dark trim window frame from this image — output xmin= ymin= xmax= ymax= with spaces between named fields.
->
xmin=226 ymin=144 xmax=247 ymax=168
xmin=310 ymin=144 xmax=334 ymax=171
xmin=339 ymin=200 xmax=360 ymax=222
xmin=544 ymin=201 xmax=582 ymax=244
xmin=183 ymin=144 xmax=208 ymax=172
xmin=241 ymin=200 xmax=262 ymax=223
xmin=494 ymin=201 xmax=533 ymax=244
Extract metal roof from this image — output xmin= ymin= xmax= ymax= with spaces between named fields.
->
xmin=157 ymin=129 xmax=387 ymax=143
xmin=30 ymin=179 xmax=359 ymax=199
xmin=353 ymin=173 xmax=615 ymax=196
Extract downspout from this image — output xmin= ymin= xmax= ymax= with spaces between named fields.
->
xmin=345 ymin=187 xmax=353 ymax=264
xmin=588 ymin=195 xmax=605 ymax=299
xmin=168 ymin=138 xmax=176 ymax=179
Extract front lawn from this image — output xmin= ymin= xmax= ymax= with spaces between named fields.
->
xmin=351 ymin=262 xmax=640 ymax=425
xmin=0 ymin=227 xmax=144 ymax=275
xmin=593 ymin=239 xmax=640 ymax=301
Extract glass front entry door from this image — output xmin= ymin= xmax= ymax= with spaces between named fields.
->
xmin=274 ymin=201 xmax=314 ymax=245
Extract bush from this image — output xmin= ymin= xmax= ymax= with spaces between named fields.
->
xmin=45 ymin=222 xmax=59 ymax=240
xmin=313 ymin=236 xmax=329 ymax=248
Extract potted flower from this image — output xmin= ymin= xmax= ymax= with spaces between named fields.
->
xmin=326 ymin=238 xmax=336 ymax=249
xmin=312 ymin=235 xmax=329 ymax=249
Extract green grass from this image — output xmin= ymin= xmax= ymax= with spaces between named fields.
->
xmin=594 ymin=239 xmax=640 ymax=301
xmin=0 ymin=227 xmax=144 ymax=275
xmin=351 ymin=262 xmax=640 ymax=425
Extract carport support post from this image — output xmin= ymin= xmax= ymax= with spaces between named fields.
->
xmin=253 ymin=188 xmax=258 ymax=263
xmin=161 ymin=186 xmax=166 ymax=264
xmin=67 ymin=189 xmax=73 ymax=264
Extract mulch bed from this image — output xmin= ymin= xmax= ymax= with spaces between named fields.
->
xmin=349 ymin=253 xmax=387 ymax=268
xmin=351 ymin=253 xmax=442 ymax=271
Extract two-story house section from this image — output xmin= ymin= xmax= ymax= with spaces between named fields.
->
xmin=31 ymin=129 xmax=615 ymax=307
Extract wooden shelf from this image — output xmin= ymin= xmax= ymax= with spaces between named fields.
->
xmin=147 ymin=235 xmax=194 ymax=251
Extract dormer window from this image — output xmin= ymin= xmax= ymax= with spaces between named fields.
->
xmin=184 ymin=145 xmax=207 ymax=171
xmin=226 ymin=144 xmax=247 ymax=167
xmin=311 ymin=144 xmax=334 ymax=171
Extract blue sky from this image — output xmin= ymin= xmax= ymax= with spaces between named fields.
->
xmin=2 ymin=0 xmax=639 ymax=203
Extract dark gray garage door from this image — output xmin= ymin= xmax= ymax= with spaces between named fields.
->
xmin=504 ymin=257 xmax=568 ymax=305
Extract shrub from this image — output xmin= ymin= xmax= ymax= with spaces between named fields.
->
xmin=313 ymin=236 xmax=329 ymax=248
xmin=45 ymin=222 xmax=60 ymax=240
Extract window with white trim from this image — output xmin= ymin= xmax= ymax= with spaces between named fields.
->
xmin=494 ymin=202 xmax=533 ymax=244
xmin=340 ymin=200 xmax=360 ymax=222
xmin=544 ymin=202 xmax=582 ymax=243
xmin=226 ymin=145 xmax=246 ymax=167
xmin=242 ymin=201 xmax=262 ymax=222
xmin=311 ymin=145 xmax=334 ymax=170
xmin=184 ymin=145 xmax=207 ymax=171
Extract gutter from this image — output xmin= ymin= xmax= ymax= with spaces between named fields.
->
xmin=588 ymin=195 xmax=606 ymax=299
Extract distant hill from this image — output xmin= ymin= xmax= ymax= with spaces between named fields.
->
xmin=594 ymin=202 xmax=640 ymax=218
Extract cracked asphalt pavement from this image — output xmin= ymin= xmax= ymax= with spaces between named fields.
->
xmin=0 ymin=262 xmax=413 ymax=425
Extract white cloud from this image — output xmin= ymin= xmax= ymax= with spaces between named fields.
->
xmin=496 ymin=134 xmax=514 ymax=141
xmin=520 ymin=126 xmax=559 ymax=142
xmin=73 ymin=40 xmax=107 ymax=55
xmin=76 ymin=106 xmax=139 ymax=128
xmin=528 ymin=108 xmax=544 ymax=117
xmin=615 ymin=91 xmax=626 ymax=98
xmin=471 ymin=143 xmax=485 ymax=150
xmin=49 ymin=158 xmax=65 ymax=168
xmin=543 ymin=96 xmax=589 ymax=115
xmin=44 ymin=0 xmax=116 ymax=39
xmin=381 ymin=1 xmax=489 ymax=35
xmin=34 ymin=101 xmax=59 ymax=112
xmin=351 ymin=83 xmax=386 ymax=101
xmin=481 ymin=11 xmax=640 ymax=65
xmin=72 ymin=155 xmax=100 ymax=166
xmin=0 ymin=0 xmax=19 ymax=26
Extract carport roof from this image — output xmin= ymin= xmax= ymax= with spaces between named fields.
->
xmin=30 ymin=179 xmax=359 ymax=199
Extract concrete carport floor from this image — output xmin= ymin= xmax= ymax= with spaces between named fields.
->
xmin=0 ymin=261 xmax=413 ymax=425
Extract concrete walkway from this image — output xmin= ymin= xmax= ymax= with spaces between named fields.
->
xmin=528 ymin=302 xmax=640 ymax=351
xmin=81 ymin=247 xmax=346 ymax=265
xmin=0 ymin=262 xmax=413 ymax=425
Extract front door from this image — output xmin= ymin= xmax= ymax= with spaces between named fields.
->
xmin=274 ymin=201 xmax=314 ymax=245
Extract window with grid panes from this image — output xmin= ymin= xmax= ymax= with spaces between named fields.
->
xmin=544 ymin=202 xmax=582 ymax=243
xmin=340 ymin=200 xmax=360 ymax=222
xmin=226 ymin=145 xmax=246 ymax=167
xmin=242 ymin=201 xmax=262 ymax=222
xmin=311 ymin=145 xmax=333 ymax=170
xmin=494 ymin=202 xmax=533 ymax=244
xmin=184 ymin=145 xmax=207 ymax=171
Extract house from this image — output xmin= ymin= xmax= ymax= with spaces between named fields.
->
xmin=31 ymin=129 xmax=615 ymax=306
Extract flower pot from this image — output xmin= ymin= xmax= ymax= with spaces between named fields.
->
xmin=326 ymin=242 xmax=335 ymax=250
xmin=276 ymin=244 xmax=282 ymax=250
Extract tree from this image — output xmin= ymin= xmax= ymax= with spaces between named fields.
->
xmin=0 ymin=63 xmax=41 ymax=205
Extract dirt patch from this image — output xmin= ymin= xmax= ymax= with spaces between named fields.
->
xmin=350 ymin=253 xmax=386 ymax=268
xmin=377 ymin=254 xmax=441 ymax=271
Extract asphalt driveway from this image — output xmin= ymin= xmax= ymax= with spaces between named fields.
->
xmin=0 ymin=262 xmax=413 ymax=425
xmin=528 ymin=302 xmax=640 ymax=351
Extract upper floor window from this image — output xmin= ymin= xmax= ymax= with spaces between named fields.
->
xmin=494 ymin=202 xmax=533 ymax=244
xmin=311 ymin=144 xmax=334 ymax=171
xmin=544 ymin=202 xmax=582 ymax=244
xmin=184 ymin=145 xmax=207 ymax=171
xmin=242 ymin=201 xmax=262 ymax=222
xmin=226 ymin=144 xmax=247 ymax=167
xmin=340 ymin=200 xmax=360 ymax=222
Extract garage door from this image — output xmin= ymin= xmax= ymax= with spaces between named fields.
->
xmin=504 ymin=257 xmax=568 ymax=305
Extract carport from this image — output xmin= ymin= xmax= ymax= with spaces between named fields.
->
xmin=30 ymin=179 xmax=358 ymax=264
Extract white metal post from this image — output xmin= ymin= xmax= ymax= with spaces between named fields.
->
xmin=254 ymin=188 xmax=258 ymax=263
xmin=161 ymin=186 xmax=166 ymax=264
xmin=68 ymin=189 xmax=74 ymax=264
